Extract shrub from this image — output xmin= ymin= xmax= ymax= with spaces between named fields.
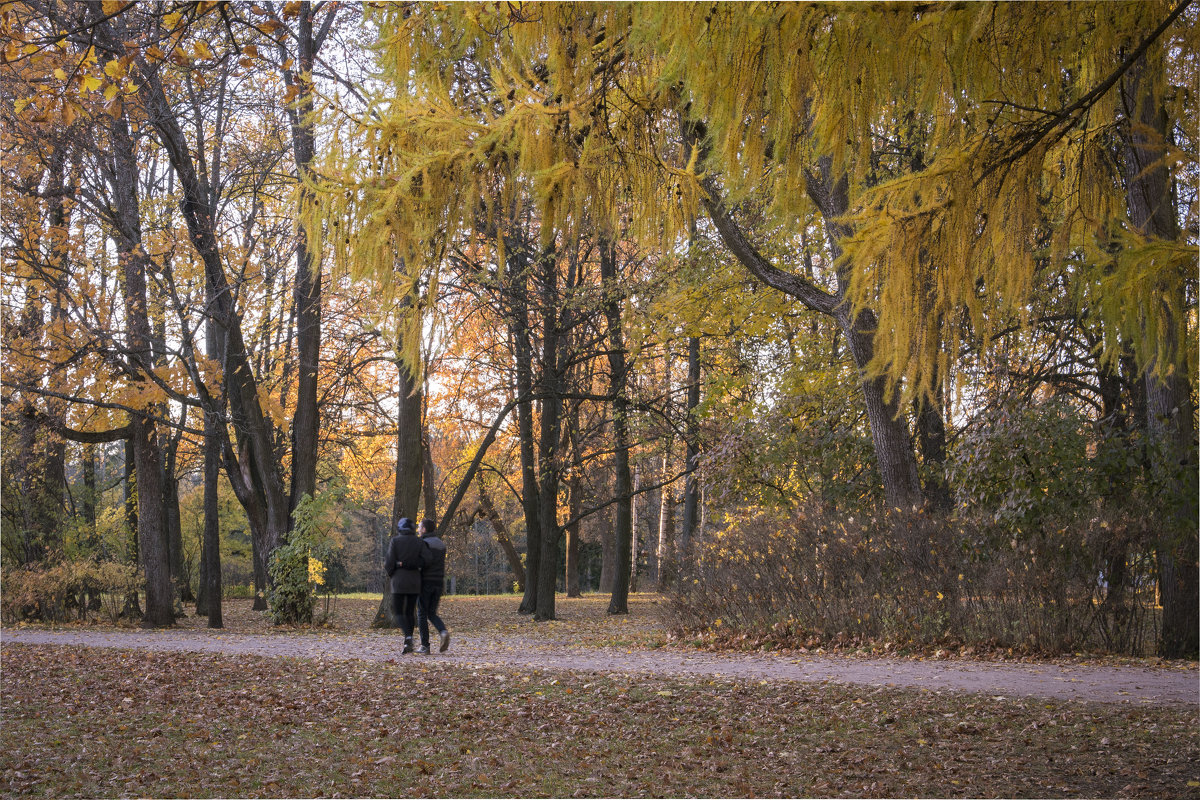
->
xmin=266 ymin=541 xmax=329 ymax=625
xmin=1 ymin=559 xmax=140 ymax=624
xmin=669 ymin=505 xmax=1158 ymax=656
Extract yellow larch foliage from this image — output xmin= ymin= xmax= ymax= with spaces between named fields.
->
xmin=308 ymin=2 xmax=1195 ymax=404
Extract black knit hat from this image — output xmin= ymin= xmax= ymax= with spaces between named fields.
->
xmin=396 ymin=517 xmax=416 ymax=533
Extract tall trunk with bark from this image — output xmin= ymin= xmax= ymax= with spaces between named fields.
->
xmin=599 ymin=522 xmax=616 ymax=593
xmin=679 ymin=335 xmax=702 ymax=559
xmin=422 ymin=434 xmax=438 ymax=521
xmin=110 ymin=111 xmax=173 ymax=628
xmin=200 ymin=291 xmax=226 ymax=628
xmin=476 ymin=482 xmax=526 ymax=590
xmin=510 ymin=256 xmax=543 ymax=615
xmin=42 ymin=150 xmax=69 ymax=557
xmin=1120 ymin=53 xmax=1198 ymax=659
xmin=565 ymin=410 xmax=584 ymax=597
xmin=286 ymin=3 xmax=322 ymax=527
xmin=392 ymin=362 xmax=424 ymax=524
xmin=534 ymin=249 xmax=564 ymax=621
xmin=373 ymin=359 xmax=424 ymax=629
xmin=133 ymin=50 xmax=291 ymax=610
xmin=914 ymin=382 xmax=951 ymax=512
xmin=122 ymin=437 xmax=141 ymax=619
xmin=600 ymin=242 xmax=634 ymax=614
xmin=82 ymin=444 xmax=101 ymax=611
xmin=201 ymin=413 xmax=224 ymax=628
xmin=657 ymin=475 xmax=676 ymax=591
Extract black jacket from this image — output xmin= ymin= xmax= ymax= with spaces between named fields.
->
xmin=385 ymin=531 xmax=425 ymax=595
xmin=420 ymin=535 xmax=446 ymax=589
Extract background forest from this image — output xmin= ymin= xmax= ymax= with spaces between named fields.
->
xmin=2 ymin=1 xmax=1196 ymax=657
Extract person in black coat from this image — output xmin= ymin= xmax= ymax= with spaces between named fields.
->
xmin=384 ymin=517 xmax=425 ymax=653
xmin=415 ymin=518 xmax=450 ymax=654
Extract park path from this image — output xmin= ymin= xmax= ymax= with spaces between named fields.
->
xmin=2 ymin=628 xmax=1196 ymax=707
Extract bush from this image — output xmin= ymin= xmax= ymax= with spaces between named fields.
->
xmin=1 ymin=559 xmax=140 ymax=624
xmin=266 ymin=540 xmax=329 ymax=625
xmin=669 ymin=505 xmax=1158 ymax=656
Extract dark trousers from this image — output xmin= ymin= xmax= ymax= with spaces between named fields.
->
xmin=417 ymin=585 xmax=445 ymax=647
xmin=392 ymin=593 xmax=418 ymax=639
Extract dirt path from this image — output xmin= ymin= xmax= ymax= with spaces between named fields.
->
xmin=3 ymin=628 xmax=1195 ymax=706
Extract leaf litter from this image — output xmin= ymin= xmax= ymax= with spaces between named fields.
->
xmin=2 ymin=641 xmax=1197 ymax=798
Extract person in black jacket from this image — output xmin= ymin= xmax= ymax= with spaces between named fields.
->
xmin=415 ymin=518 xmax=450 ymax=654
xmin=384 ymin=517 xmax=425 ymax=653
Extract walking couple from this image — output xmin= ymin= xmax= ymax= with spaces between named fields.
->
xmin=385 ymin=517 xmax=450 ymax=654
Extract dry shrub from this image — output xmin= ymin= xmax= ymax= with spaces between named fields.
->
xmin=669 ymin=506 xmax=1158 ymax=656
xmin=1 ymin=559 xmax=140 ymax=624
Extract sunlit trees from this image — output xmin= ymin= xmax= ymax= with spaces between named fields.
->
xmin=2 ymin=1 xmax=1193 ymax=654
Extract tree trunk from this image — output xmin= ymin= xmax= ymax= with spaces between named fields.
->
xmin=135 ymin=54 xmax=292 ymax=614
xmin=82 ymin=444 xmax=101 ymax=611
xmin=477 ymin=484 xmax=526 ymax=591
xmin=376 ymin=357 xmax=424 ymax=629
xmin=202 ymin=415 xmax=224 ymax=628
xmin=534 ymin=248 xmax=564 ymax=622
xmin=600 ymin=242 xmax=634 ymax=615
xmin=422 ymin=433 xmax=438 ymax=521
xmin=599 ymin=518 xmax=616 ymax=594
xmin=679 ymin=335 xmax=702 ymax=560
xmin=630 ymin=469 xmax=640 ymax=594
xmin=286 ymin=3 xmax=322 ymax=530
xmin=110 ymin=110 xmax=173 ymax=628
xmin=657 ymin=479 xmax=676 ymax=591
xmin=122 ymin=437 xmax=141 ymax=620
xmin=565 ymin=407 xmax=584 ymax=597
xmin=914 ymin=383 xmax=951 ymax=512
xmin=1120 ymin=52 xmax=1198 ymax=659
xmin=392 ymin=360 xmax=424 ymax=524
xmin=510 ymin=254 xmax=542 ymax=615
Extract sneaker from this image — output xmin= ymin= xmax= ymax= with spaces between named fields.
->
xmin=439 ymin=629 xmax=450 ymax=653
xmin=402 ymin=638 xmax=414 ymax=654
xmin=416 ymin=645 xmax=430 ymax=654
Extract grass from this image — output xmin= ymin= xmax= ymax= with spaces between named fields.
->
xmin=2 ymin=642 xmax=1197 ymax=798
xmin=24 ymin=593 xmax=673 ymax=651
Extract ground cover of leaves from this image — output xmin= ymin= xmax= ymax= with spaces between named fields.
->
xmin=85 ymin=593 xmax=672 ymax=651
xmin=3 ymin=641 xmax=1198 ymax=799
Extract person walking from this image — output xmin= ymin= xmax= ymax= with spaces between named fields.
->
xmin=416 ymin=518 xmax=450 ymax=654
xmin=385 ymin=517 xmax=424 ymax=653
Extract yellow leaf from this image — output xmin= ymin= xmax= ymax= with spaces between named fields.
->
xmin=103 ymin=58 xmax=124 ymax=79
xmin=13 ymin=97 xmax=31 ymax=114
xmin=104 ymin=83 xmax=119 ymax=101
xmin=53 ymin=67 xmax=67 ymax=81
xmin=146 ymin=45 xmax=165 ymax=61
xmin=82 ymin=75 xmax=102 ymax=92
xmin=192 ymin=40 xmax=213 ymax=60
xmin=163 ymin=11 xmax=183 ymax=29
xmin=102 ymin=0 xmax=124 ymax=15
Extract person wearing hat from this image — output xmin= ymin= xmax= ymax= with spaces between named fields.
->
xmin=415 ymin=518 xmax=450 ymax=654
xmin=384 ymin=517 xmax=425 ymax=653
